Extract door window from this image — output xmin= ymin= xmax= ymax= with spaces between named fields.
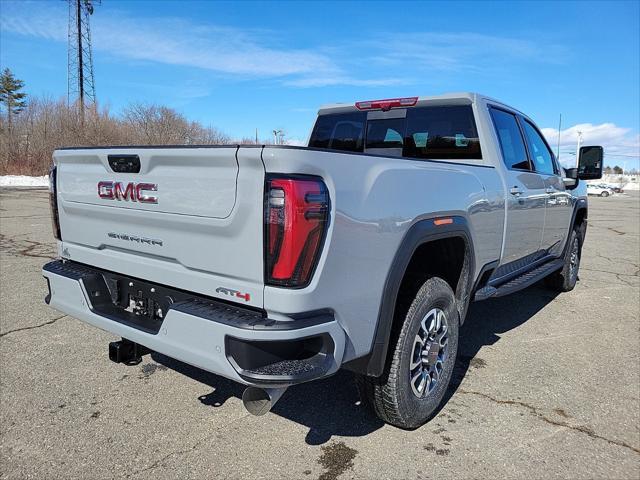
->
xmin=403 ymin=105 xmax=482 ymax=160
xmin=489 ymin=108 xmax=530 ymax=170
xmin=521 ymin=119 xmax=556 ymax=175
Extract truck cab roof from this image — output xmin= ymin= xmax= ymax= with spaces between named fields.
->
xmin=317 ymin=92 xmax=524 ymax=117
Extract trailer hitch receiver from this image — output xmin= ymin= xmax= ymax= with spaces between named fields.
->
xmin=109 ymin=338 xmax=151 ymax=365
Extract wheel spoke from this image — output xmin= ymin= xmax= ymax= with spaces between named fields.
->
xmin=431 ymin=364 xmax=440 ymax=383
xmin=436 ymin=310 xmax=445 ymax=332
xmin=410 ymin=336 xmax=424 ymax=370
xmin=410 ymin=370 xmax=423 ymax=396
xmin=424 ymin=373 xmax=432 ymax=393
xmin=422 ymin=309 xmax=437 ymax=335
xmin=418 ymin=371 xmax=428 ymax=394
xmin=437 ymin=323 xmax=448 ymax=342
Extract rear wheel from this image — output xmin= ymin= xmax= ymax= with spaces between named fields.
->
xmin=545 ymin=227 xmax=581 ymax=292
xmin=356 ymin=277 xmax=459 ymax=429
xmin=600 ymin=191 xmax=609 ymax=197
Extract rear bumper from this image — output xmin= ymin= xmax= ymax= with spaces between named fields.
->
xmin=43 ymin=260 xmax=345 ymax=388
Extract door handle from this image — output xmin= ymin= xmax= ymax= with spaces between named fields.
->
xmin=509 ymin=186 xmax=523 ymax=196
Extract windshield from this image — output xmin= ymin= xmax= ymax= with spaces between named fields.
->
xmin=308 ymin=105 xmax=482 ymax=160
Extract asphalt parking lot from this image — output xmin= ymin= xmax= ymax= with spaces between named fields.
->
xmin=1 ymin=188 xmax=639 ymax=479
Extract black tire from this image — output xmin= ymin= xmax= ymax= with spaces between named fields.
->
xmin=600 ymin=191 xmax=609 ymax=197
xmin=356 ymin=277 xmax=459 ymax=429
xmin=545 ymin=227 xmax=581 ymax=292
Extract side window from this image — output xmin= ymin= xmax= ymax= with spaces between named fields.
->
xmin=403 ymin=105 xmax=482 ymax=160
xmin=521 ymin=119 xmax=556 ymax=175
xmin=308 ymin=112 xmax=366 ymax=152
xmin=489 ymin=108 xmax=530 ymax=170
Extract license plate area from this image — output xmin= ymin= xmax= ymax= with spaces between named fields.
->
xmin=81 ymin=272 xmax=187 ymax=334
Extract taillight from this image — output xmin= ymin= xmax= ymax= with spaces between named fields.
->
xmin=49 ymin=164 xmax=61 ymax=240
xmin=264 ymin=175 xmax=329 ymax=288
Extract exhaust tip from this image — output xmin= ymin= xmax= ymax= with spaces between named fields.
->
xmin=242 ymin=387 xmax=286 ymax=416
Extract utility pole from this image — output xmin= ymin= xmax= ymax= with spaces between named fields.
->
xmin=556 ymin=113 xmax=562 ymax=161
xmin=255 ymin=128 xmax=258 ymax=144
xmin=76 ymin=0 xmax=83 ymax=113
xmin=68 ymin=0 xmax=98 ymax=123
xmin=575 ymin=130 xmax=583 ymax=167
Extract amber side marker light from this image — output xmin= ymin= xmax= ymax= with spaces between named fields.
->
xmin=434 ymin=218 xmax=453 ymax=226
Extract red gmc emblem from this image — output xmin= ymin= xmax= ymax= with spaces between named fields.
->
xmin=98 ymin=181 xmax=158 ymax=204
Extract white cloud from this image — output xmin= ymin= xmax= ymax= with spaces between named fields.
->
xmin=364 ymin=32 xmax=567 ymax=74
xmin=285 ymin=76 xmax=407 ymax=88
xmin=542 ymin=123 xmax=640 ymax=168
xmin=0 ymin=8 xmax=66 ymax=42
xmin=0 ymin=2 xmax=389 ymax=87
xmin=0 ymin=2 xmax=569 ymax=88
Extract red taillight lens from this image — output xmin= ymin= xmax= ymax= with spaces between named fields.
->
xmin=49 ymin=164 xmax=61 ymax=240
xmin=265 ymin=175 xmax=329 ymax=288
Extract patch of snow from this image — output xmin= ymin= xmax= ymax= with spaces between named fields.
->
xmin=0 ymin=175 xmax=49 ymax=187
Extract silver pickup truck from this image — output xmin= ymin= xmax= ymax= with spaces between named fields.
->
xmin=43 ymin=92 xmax=603 ymax=428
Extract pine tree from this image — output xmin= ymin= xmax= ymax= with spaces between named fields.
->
xmin=0 ymin=68 xmax=27 ymax=128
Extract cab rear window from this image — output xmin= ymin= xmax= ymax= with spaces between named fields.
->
xmin=308 ymin=105 xmax=482 ymax=160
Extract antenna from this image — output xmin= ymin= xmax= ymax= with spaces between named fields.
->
xmin=68 ymin=0 xmax=99 ymax=121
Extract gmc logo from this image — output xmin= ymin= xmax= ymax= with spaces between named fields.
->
xmin=98 ymin=181 xmax=158 ymax=204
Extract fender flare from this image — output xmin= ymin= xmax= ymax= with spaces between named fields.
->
xmin=566 ymin=198 xmax=588 ymax=254
xmin=346 ymin=216 xmax=475 ymax=377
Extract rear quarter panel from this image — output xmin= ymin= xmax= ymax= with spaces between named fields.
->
xmin=261 ymin=146 xmax=504 ymax=361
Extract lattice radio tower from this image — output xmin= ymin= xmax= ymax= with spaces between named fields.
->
xmin=67 ymin=0 xmax=99 ymax=119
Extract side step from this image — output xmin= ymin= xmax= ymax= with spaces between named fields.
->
xmin=474 ymin=259 xmax=563 ymax=301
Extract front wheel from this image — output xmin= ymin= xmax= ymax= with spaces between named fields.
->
xmin=600 ymin=191 xmax=609 ymax=197
xmin=356 ymin=277 xmax=459 ymax=429
xmin=545 ymin=227 xmax=581 ymax=292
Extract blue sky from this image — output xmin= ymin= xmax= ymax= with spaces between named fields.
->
xmin=1 ymin=0 xmax=639 ymax=168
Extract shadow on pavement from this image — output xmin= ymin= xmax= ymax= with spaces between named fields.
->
xmin=446 ymin=285 xmax=559 ymax=403
xmin=153 ymin=283 xmax=559 ymax=444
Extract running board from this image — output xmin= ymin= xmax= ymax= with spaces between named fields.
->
xmin=474 ymin=259 xmax=563 ymax=301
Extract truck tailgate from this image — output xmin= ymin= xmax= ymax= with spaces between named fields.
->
xmin=54 ymin=146 xmax=266 ymax=308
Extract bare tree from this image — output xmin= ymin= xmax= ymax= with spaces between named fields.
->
xmin=0 ymin=96 xmax=230 ymax=175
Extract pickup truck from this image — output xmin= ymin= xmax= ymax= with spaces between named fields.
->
xmin=43 ymin=93 xmax=603 ymax=428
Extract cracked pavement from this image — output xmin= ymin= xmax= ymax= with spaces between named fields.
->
xmin=1 ymin=188 xmax=639 ymax=479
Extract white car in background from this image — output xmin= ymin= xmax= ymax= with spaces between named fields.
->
xmin=587 ymin=184 xmax=614 ymax=197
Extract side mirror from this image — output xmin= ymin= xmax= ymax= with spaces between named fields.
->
xmin=563 ymin=168 xmax=578 ymax=188
xmin=577 ymin=146 xmax=604 ymax=180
